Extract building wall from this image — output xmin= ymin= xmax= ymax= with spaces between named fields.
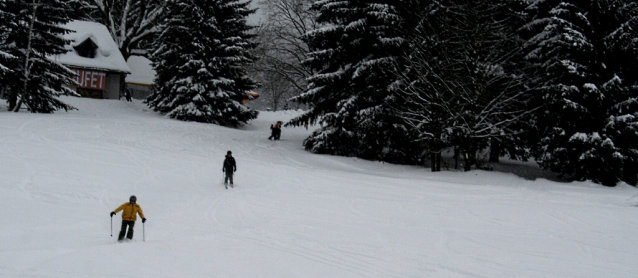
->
xmin=127 ymin=83 xmax=153 ymax=100
xmin=103 ymin=73 xmax=121 ymax=99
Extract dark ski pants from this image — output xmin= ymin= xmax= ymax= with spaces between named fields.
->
xmin=268 ymin=128 xmax=281 ymax=140
xmin=224 ymin=169 xmax=234 ymax=185
xmin=118 ymin=220 xmax=135 ymax=241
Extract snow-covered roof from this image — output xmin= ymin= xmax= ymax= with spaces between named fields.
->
xmin=126 ymin=55 xmax=155 ymax=85
xmin=50 ymin=20 xmax=131 ymax=74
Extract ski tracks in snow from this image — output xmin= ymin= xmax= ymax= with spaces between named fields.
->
xmin=219 ymin=226 xmax=410 ymax=278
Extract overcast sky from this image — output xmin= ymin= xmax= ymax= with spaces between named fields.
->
xmin=248 ymin=1 xmax=264 ymax=25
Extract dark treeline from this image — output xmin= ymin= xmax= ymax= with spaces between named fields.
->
xmin=286 ymin=0 xmax=638 ymax=186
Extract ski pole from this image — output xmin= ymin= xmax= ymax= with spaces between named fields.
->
xmin=628 ymin=193 xmax=638 ymax=201
xmin=110 ymin=216 xmax=113 ymax=237
xmin=143 ymin=222 xmax=145 ymax=241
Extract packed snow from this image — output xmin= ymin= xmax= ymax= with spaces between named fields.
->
xmin=1 ymin=97 xmax=637 ymax=277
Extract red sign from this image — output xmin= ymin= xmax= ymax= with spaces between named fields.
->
xmin=71 ymin=69 xmax=107 ymax=90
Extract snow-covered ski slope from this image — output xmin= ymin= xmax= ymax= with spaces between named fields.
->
xmin=1 ymin=97 xmax=637 ymax=278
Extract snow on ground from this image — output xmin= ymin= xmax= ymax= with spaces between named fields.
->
xmin=1 ymin=97 xmax=637 ymax=278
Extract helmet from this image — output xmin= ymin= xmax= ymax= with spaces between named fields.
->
xmin=129 ymin=195 xmax=137 ymax=202
xmin=227 ymin=150 xmax=232 ymax=154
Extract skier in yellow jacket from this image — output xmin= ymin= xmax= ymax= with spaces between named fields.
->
xmin=110 ymin=195 xmax=146 ymax=241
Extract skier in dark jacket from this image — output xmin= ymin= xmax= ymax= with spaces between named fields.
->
xmin=268 ymin=121 xmax=282 ymax=140
xmin=223 ymin=151 xmax=237 ymax=188
xmin=110 ymin=195 xmax=146 ymax=241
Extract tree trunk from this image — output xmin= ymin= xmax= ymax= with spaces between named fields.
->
xmin=14 ymin=0 xmax=38 ymax=112
xmin=463 ymin=142 xmax=475 ymax=172
xmin=489 ymin=139 xmax=500 ymax=163
xmin=453 ymin=145 xmax=459 ymax=169
xmin=6 ymin=87 xmax=16 ymax=111
xmin=430 ymin=151 xmax=441 ymax=172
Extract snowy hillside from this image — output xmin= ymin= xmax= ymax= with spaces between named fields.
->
xmin=1 ymin=97 xmax=637 ymax=277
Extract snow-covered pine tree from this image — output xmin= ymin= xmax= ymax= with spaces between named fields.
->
xmin=146 ymin=0 xmax=259 ymax=126
xmin=289 ymin=0 xmax=420 ymax=163
xmin=603 ymin=1 xmax=638 ymax=185
xmin=524 ymin=0 xmax=638 ymax=186
xmin=395 ymin=0 xmax=530 ymax=171
xmin=0 ymin=1 xmax=15 ymax=79
xmin=1 ymin=0 xmax=77 ymax=113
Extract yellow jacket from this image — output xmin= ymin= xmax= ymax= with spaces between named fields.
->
xmin=114 ymin=202 xmax=145 ymax=221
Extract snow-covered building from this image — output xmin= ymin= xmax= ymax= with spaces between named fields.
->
xmin=51 ymin=21 xmax=130 ymax=99
xmin=125 ymin=55 xmax=155 ymax=99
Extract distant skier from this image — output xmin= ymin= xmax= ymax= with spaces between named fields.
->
xmin=223 ymin=150 xmax=237 ymax=189
xmin=110 ymin=195 xmax=146 ymax=241
xmin=268 ymin=121 xmax=282 ymax=140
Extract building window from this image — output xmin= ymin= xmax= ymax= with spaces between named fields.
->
xmin=74 ymin=39 xmax=98 ymax=58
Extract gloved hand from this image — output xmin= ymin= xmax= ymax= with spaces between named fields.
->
xmin=142 ymin=218 xmax=146 ymax=223
xmin=110 ymin=212 xmax=115 ymax=217
xmin=234 ymin=169 xmax=236 ymax=172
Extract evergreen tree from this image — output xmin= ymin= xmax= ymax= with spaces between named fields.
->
xmin=289 ymin=0 xmax=420 ymax=163
xmin=146 ymin=0 xmax=259 ymax=126
xmin=524 ymin=0 xmax=638 ymax=186
xmin=605 ymin=1 xmax=638 ymax=185
xmin=1 ymin=0 xmax=77 ymax=113
xmin=0 ymin=1 xmax=15 ymax=79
